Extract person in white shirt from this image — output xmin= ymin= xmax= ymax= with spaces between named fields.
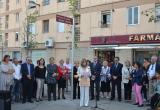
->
xmin=64 ymin=58 xmax=72 ymax=91
xmin=122 ymin=60 xmax=132 ymax=101
xmin=100 ymin=61 xmax=111 ymax=99
xmin=147 ymin=55 xmax=160 ymax=98
xmin=12 ymin=58 xmax=21 ymax=102
xmin=78 ymin=58 xmax=91 ymax=107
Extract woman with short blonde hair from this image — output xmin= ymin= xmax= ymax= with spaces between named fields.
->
xmin=78 ymin=58 xmax=91 ymax=107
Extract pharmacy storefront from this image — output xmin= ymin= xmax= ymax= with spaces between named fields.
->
xmin=91 ymin=33 xmax=160 ymax=64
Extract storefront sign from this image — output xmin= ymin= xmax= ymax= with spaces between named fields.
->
xmin=129 ymin=34 xmax=160 ymax=42
xmin=91 ymin=33 xmax=160 ymax=45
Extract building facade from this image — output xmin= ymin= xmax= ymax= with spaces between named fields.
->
xmin=0 ymin=0 xmax=160 ymax=65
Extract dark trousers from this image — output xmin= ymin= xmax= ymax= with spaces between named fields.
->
xmin=124 ymin=81 xmax=132 ymax=100
xmin=13 ymin=79 xmax=21 ymax=101
xmin=90 ymin=80 xmax=100 ymax=100
xmin=73 ymin=82 xmax=80 ymax=99
xmin=47 ymin=84 xmax=56 ymax=100
xmin=111 ymin=79 xmax=121 ymax=100
xmin=32 ymin=80 xmax=37 ymax=98
xmin=141 ymin=85 xmax=147 ymax=100
xmin=22 ymin=79 xmax=33 ymax=102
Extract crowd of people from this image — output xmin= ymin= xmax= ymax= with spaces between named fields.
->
xmin=0 ymin=54 xmax=160 ymax=109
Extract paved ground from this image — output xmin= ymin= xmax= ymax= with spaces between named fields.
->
xmin=12 ymin=85 xmax=148 ymax=110
xmin=12 ymin=97 xmax=148 ymax=110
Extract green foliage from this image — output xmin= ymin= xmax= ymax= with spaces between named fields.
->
xmin=22 ymin=10 xmax=39 ymax=50
xmin=67 ymin=0 xmax=80 ymax=16
xmin=27 ymin=11 xmax=38 ymax=23
xmin=141 ymin=8 xmax=156 ymax=22
xmin=67 ymin=0 xmax=80 ymax=48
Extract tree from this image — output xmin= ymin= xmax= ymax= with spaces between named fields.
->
xmin=141 ymin=8 xmax=156 ymax=22
xmin=141 ymin=2 xmax=160 ymax=23
xmin=67 ymin=0 xmax=80 ymax=48
xmin=22 ymin=10 xmax=39 ymax=56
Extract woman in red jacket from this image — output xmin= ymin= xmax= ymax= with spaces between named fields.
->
xmin=57 ymin=59 xmax=68 ymax=99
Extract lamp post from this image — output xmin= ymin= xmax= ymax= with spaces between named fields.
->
xmin=71 ymin=16 xmax=75 ymax=100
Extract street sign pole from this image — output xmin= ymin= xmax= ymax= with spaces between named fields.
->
xmin=56 ymin=14 xmax=74 ymax=99
xmin=71 ymin=16 xmax=75 ymax=100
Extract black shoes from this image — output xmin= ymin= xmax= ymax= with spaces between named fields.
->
xmin=133 ymin=103 xmax=139 ymax=105
xmin=138 ymin=104 xmax=144 ymax=107
xmin=110 ymin=98 xmax=115 ymax=101
xmin=118 ymin=99 xmax=121 ymax=102
xmin=28 ymin=100 xmax=34 ymax=103
xmin=62 ymin=96 xmax=66 ymax=99
xmin=22 ymin=100 xmax=26 ymax=104
xmin=90 ymin=98 xmax=94 ymax=100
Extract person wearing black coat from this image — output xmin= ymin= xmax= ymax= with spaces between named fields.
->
xmin=73 ymin=61 xmax=80 ymax=99
xmin=90 ymin=56 xmax=102 ymax=101
xmin=110 ymin=57 xmax=123 ymax=101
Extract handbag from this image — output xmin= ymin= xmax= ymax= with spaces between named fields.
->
xmin=47 ymin=76 xmax=57 ymax=84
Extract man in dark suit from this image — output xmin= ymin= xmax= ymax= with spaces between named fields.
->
xmin=110 ymin=57 xmax=123 ymax=101
xmin=21 ymin=57 xmax=35 ymax=103
xmin=90 ymin=56 xmax=102 ymax=101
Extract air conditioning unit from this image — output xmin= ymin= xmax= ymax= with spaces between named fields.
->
xmin=45 ymin=38 xmax=54 ymax=48
xmin=23 ymin=41 xmax=27 ymax=48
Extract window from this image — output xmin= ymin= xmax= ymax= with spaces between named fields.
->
xmin=101 ymin=10 xmax=111 ymax=28
xmin=43 ymin=20 xmax=49 ymax=33
xmin=16 ymin=0 xmax=20 ymax=4
xmin=29 ymin=23 xmax=36 ymax=34
xmin=43 ymin=0 xmax=50 ymax=6
xmin=155 ymin=3 xmax=160 ymax=22
xmin=0 ymin=0 xmax=3 ymax=8
xmin=128 ymin=6 xmax=139 ymax=25
xmin=15 ymin=13 xmax=19 ymax=22
xmin=57 ymin=22 xmax=65 ymax=32
xmin=5 ymin=33 xmax=8 ymax=47
xmin=0 ymin=34 xmax=2 ymax=41
xmin=15 ymin=32 xmax=19 ymax=41
xmin=5 ymin=15 xmax=9 ymax=29
xmin=57 ymin=0 xmax=65 ymax=3
xmin=0 ymin=17 xmax=2 ymax=29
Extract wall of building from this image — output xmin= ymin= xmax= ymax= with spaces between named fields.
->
xmin=0 ymin=0 xmax=160 ymax=62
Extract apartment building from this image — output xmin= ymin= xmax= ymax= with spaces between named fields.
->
xmin=0 ymin=0 xmax=160 ymax=64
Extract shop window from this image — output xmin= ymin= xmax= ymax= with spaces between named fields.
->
xmin=128 ymin=6 xmax=140 ymax=25
xmin=101 ymin=10 xmax=111 ymax=28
